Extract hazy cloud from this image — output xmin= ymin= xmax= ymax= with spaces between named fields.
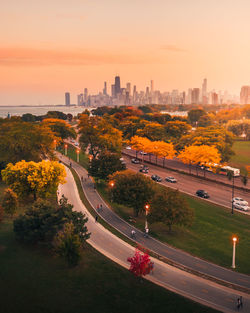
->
xmin=0 ymin=47 xmax=162 ymax=67
xmin=160 ymin=45 xmax=187 ymax=52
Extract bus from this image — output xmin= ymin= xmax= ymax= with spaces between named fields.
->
xmin=219 ymin=166 xmax=240 ymax=177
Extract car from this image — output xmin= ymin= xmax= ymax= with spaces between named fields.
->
xmin=140 ymin=164 xmax=149 ymax=170
xmin=151 ymin=175 xmax=162 ymax=182
xmin=233 ymin=197 xmax=248 ymax=206
xmin=125 ymin=146 xmax=132 ymax=150
xmin=139 ymin=168 xmax=148 ymax=173
xmin=233 ymin=202 xmax=249 ymax=211
xmin=196 ymin=190 xmax=209 ymax=198
xmin=75 ymin=142 xmax=79 ymax=146
xmin=165 ymin=176 xmax=177 ymax=183
xmin=139 ymin=151 xmax=147 ymax=155
xmin=131 ymin=158 xmax=140 ymax=164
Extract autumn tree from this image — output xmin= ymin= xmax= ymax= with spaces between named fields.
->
xmin=53 ymin=222 xmax=82 ymax=267
xmin=176 ymin=126 xmax=234 ymax=162
xmin=127 ymin=247 xmax=154 ymax=277
xmin=42 ymin=118 xmax=77 ymax=140
xmin=178 ymin=145 xmax=221 ymax=175
xmin=78 ymin=114 xmax=123 ymax=159
xmin=2 ymin=188 xmax=18 ymax=217
xmin=0 ymin=120 xmax=56 ymax=164
xmin=2 ymin=160 xmax=66 ymax=201
xmin=136 ymin=121 xmax=165 ymax=141
xmin=227 ymin=119 xmax=250 ymax=140
xmin=164 ymin=121 xmax=191 ymax=139
xmin=109 ymin=170 xmax=156 ymax=217
xmin=145 ymin=140 xmax=176 ymax=165
xmin=88 ymin=151 xmax=126 ymax=180
xmin=148 ymin=189 xmax=194 ymax=232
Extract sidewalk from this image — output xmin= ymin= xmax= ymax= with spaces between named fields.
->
xmin=58 ymin=153 xmax=250 ymax=293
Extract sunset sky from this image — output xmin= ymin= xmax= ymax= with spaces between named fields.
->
xmin=1 ymin=0 xmax=250 ymax=105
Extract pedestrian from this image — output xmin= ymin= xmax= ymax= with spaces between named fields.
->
xmin=81 ymin=176 xmax=83 ymax=182
xmin=94 ymin=185 xmax=96 ymax=191
xmin=95 ymin=215 xmax=98 ymax=223
xmin=240 ymin=296 xmax=243 ymax=309
xmin=70 ymin=162 xmax=72 ymax=167
xmin=151 ymin=262 xmax=154 ymax=274
xmin=145 ymin=227 xmax=149 ymax=238
xmin=100 ymin=204 xmax=103 ymax=211
xmin=237 ymin=297 xmax=241 ymax=310
xmin=97 ymin=204 xmax=100 ymax=212
xmin=131 ymin=229 xmax=136 ymax=239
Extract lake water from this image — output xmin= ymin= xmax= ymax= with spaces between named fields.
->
xmin=0 ymin=106 xmax=94 ymax=118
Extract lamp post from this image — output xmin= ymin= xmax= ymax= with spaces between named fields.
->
xmin=53 ymin=139 xmax=57 ymax=150
xmin=64 ymin=144 xmax=68 ymax=156
xmin=232 ymin=236 xmax=237 ymax=269
xmin=145 ymin=204 xmax=150 ymax=230
xmin=110 ymin=181 xmax=114 ymax=202
xmin=76 ymin=149 xmax=80 ymax=162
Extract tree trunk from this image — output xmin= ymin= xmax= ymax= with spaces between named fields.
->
xmin=163 ymin=157 xmax=165 ymax=168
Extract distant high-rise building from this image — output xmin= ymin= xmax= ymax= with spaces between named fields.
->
xmin=202 ymin=78 xmax=207 ymax=104
xmin=240 ymin=86 xmax=250 ymax=104
xmin=126 ymin=82 xmax=131 ymax=95
xmin=65 ymin=92 xmax=70 ymax=106
xmin=111 ymin=84 xmax=115 ymax=97
xmin=150 ymin=80 xmax=154 ymax=94
xmin=115 ymin=76 xmax=121 ymax=97
xmin=84 ymin=88 xmax=88 ymax=101
xmin=77 ymin=93 xmax=84 ymax=106
xmin=191 ymin=88 xmax=200 ymax=104
xmin=103 ymin=82 xmax=107 ymax=95
xmin=211 ymin=92 xmax=218 ymax=105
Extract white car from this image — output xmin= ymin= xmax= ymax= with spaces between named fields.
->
xmin=233 ymin=197 xmax=248 ymax=206
xmin=233 ymin=202 xmax=249 ymax=211
xmin=125 ymin=146 xmax=132 ymax=150
xmin=75 ymin=142 xmax=79 ymax=146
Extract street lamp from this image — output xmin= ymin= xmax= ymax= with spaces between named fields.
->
xmin=232 ymin=236 xmax=238 ymax=269
xmin=145 ymin=204 xmax=150 ymax=230
xmin=64 ymin=144 xmax=68 ymax=156
xmin=53 ymin=139 xmax=57 ymax=150
xmin=110 ymin=181 xmax=114 ymax=202
xmin=76 ymin=149 xmax=80 ymax=162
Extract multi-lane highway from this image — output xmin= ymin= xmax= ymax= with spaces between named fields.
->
xmin=123 ymin=155 xmax=250 ymax=214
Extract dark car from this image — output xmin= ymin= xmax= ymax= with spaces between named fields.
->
xmin=140 ymin=164 xmax=149 ymax=170
xmin=165 ymin=176 xmax=177 ymax=183
xmin=139 ymin=168 xmax=148 ymax=173
xmin=151 ymin=175 xmax=162 ymax=182
xmin=196 ymin=190 xmax=209 ymax=198
xmin=131 ymin=158 xmax=140 ymax=164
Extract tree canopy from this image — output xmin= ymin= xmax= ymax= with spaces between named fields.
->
xmin=42 ymin=118 xmax=77 ymax=140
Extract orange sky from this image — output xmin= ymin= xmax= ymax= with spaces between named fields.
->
xmin=1 ymin=0 xmax=250 ymax=105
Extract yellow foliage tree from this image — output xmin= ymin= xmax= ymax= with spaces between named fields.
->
xmin=2 ymin=160 xmax=66 ymax=200
xmin=178 ymin=145 xmax=221 ymax=175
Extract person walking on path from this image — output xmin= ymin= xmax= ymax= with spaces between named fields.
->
xmin=237 ymin=297 xmax=241 ymax=310
xmin=240 ymin=296 xmax=243 ymax=309
xmin=97 ymin=204 xmax=100 ymax=212
xmin=100 ymin=204 xmax=103 ymax=211
xmin=95 ymin=215 xmax=98 ymax=223
xmin=131 ymin=229 xmax=136 ymax=239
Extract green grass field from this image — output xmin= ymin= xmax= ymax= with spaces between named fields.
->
xmin=97 ymin=182 xmax=250 ymax=274
xmin=229 ymin=140 xmax=250 ymax=175
xmin=0 ymin=180 xmax=217 ymax=313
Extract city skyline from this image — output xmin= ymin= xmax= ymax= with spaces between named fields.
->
xmin=1 ymin=0 xmax=250 ymax=105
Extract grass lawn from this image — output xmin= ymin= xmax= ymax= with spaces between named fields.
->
xmin=0 ymin=188 xmax=217 ymax=313
xmin=229 ymin=140 xmax=250 ymax=175
xmin=97 ymin=182 xmax=250 ymax=274
xmin=57 ymin=144 xmax=89 ymax=169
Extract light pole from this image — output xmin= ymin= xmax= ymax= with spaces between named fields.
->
xmin=76 ymin=149 xmax=80 ymax=162
xmin=232 ymin=236 xmax=237 ymax=269
xmin=110 ymin=181 xmax=114 ymax=202
xmin=54 ymin=139 xmax=57 ymax=150
xmin=145 ymin=204 xmax=150 ymax=230
xmin=64 ymin=144 xmax=68 ymax=156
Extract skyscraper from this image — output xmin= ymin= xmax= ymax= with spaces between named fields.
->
xmin=202 ymin=78 xmax=207 ymax=104
xmin=126 ymin=82 xmax=131 ymax=96
xmin=103 ymin=82 xmax=107 ymax=95
xmin=150 ymin=80 xmax=154 ymax=94
xmin=65 ymin=92 xmax=70 ymax=106
xmin=240 ymin=86 xmax=250 ymax=104
xmin=84 ymin=88 xmax=88 ymax=101
xmin=115 ymin=76 xmax=121 ymax=97
xmin=191 ymin=88 xmax=200 ymax=104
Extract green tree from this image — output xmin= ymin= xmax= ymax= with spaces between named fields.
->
xmin=2 ymin=188 xmax=18 ymax=217
xmin=0 ymin=120 xmax=56 ymax=164
xmin=148 ymin=189 xmax=194 ymax=232
xmin=164 ymin=121 xmax=191 ymax=139
xmin=21 ymin=113 xmax=36 ymax=122
xmin=88 ymin=152 xmax=126 ymax=180
xmin=42 ymin=118 xmax=77 ymax=140
xmin=197 ymin=114 xmax=213 ymax=127
xmin=188 ymin=109 xmax=206 ymax=125
xmin=13 ymin=196 xmax=90 ymax=244
xmin=109 ymin=170 xmax=156 ymax=217
xmin=2 ymin=160 xmax=66 ymax=201
xmin=53 ymin=222 xmax=82 ymax=267
xmin=0 ymin=205 xmax=4 ymax=222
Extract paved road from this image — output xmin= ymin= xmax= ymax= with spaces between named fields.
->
xmin=123 ymin=155 xmax=250 ymax=215
xmin=58 ymin=154 xmax=250 ymax=293
xmin=59 ymin=164 xmax=250 ymax=313
xmin=123 ymin=149 xmax=249 ymax=190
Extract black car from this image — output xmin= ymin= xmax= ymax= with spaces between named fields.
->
xmin=165 ymin=176 xmax=177 ymax=183
xmin=140 ymin=164 xmax=149 ymax=170
xmin=139 ymin=168 xmax=148 ymax=173
xmin=131 ymin=158 xmax=140 ymax=164
xmin=151 ymin=175 xmax=162 ymax=182
xmin=196 ymin=190 xmax=209 ymax=198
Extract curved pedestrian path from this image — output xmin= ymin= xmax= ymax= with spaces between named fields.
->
xmin=58 ymin=153 xmax=250 ymax=293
